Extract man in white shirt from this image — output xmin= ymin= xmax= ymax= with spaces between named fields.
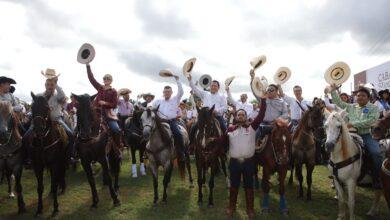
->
xmin=279 ymin=85 xmax=311 ymax=131
xmin=152 ymin=76 xmax=185 ymax=161
xmin=226 ymin=88 xmax=254 ymax=121
xmin=187 ymin=75 xmax=228 ymax=132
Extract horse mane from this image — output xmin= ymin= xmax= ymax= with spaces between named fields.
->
xmin=0 ymin=101 xmax=21 ymax=141
xmin=328 ymin=112 xmax=354 ymax=160
xmin=153 ymin=112 xmax=173 ymax=146
xmin=274 ymin=118 xmax=289 ymax=127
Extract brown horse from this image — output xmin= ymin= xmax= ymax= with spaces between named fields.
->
xmin=372 ymin=113 xmax=390 ymax=210
xmin=256 ymin=119 xmax=291 ymax=215
xmin=30 ymin=93 xmax=68 ymax=217
xmin=290 ymin=105 xmax=324 ymax=200
xmin=72 ymin=94 xmax=121 ymax=208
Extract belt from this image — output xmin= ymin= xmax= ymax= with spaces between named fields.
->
xmin=231 ymin=157 xmax=252 ymax=163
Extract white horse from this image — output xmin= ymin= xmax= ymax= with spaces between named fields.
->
xmin=324 ymin=111 xmax=381 ymax=220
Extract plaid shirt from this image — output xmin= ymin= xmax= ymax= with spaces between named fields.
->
xmin=331 ymin=91 xmax=379 ymax=135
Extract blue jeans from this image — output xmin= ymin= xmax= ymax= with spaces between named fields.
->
xmin=361 ymin=133 xmax=384 ymax=178
xmin=167 ymin=120 xmax=185 ymax=148
xmin=107 ymin=119 xmax=121 ymax=133
xmin=255 ymin=123 xmax=273 ymax=140
xmin=215 ymin=115 xmax=227 ymax=133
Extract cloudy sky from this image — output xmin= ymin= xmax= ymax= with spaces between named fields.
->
xmin=1 ymin=0 xmax=389 ymax=103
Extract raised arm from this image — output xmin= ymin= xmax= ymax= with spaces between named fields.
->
xmin=330 ymin=90 xmax=349 ymax=109
xmin=86 ymin=64 xmax=102 ymax=91
xmin=189 ymin=77 xmax=206 ymax=100
xmin=251 ymin=98 xmax=266 ymax=130
xmin=173 ymin=78 xmax=184 ymax=104
xmin=226 ymin=87 xmax=239 ymax=108
xmin=55 ymin=85 xmax=66 ymax=103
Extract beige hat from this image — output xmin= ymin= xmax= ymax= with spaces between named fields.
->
xmin=41 ymin=68 xmax=60 ymax=79
xmin=251 ymin=76 xmax=265 ymax=97
xmin=77 ymin=43 xmax=95 ymax=64
xmin=118 ymin=88 xmax=132 ymax=95
xmin=274 ymin=67 xmax=291 ymax=85
xmin=224 ymin=76 xmax=235 ymax=87
xmin=324 ymin=61 xmax=350 ymax=86
xmin=159 ymin=69 xmax=175 ymax=77
xmin=250 ymin=55 xmax=266 ymax=70
xmin=182 ymin=58 xmax=196 ymax=78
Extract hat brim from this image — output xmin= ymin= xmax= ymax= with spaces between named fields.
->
xmin=77 ymin=43 xmax=96 ymax=64
xmin=41 ymin=71 xmax=61 ymax=79
xmin=251 ymin=77 xmax=264 ymax=97
xmin=182 ymin=58 xmax=196 ymax=77
xmin=250 ymin=55 xmax=267 ymax=70
xmin=0 ymin=77 xmax=16 ymax=84
xmin=324 ymin=62 xmax=351 ymax=85
xmin=119 ymin=88 xmax=132 ymax=95
xmin=142 ymin=94 xmax=155 ymax=100
xmin=274 ymin=67 xmax=291 ymax=85
xmin=224 ymin=76 xmax=235 ymax=87
xmin=159 ymin=70 xmax=175 ymax=77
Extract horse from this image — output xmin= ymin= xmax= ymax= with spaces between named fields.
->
xmin=124 ymin=106 xmax=147 ymax=178
xmin=72 ymin=93 xmax=121 ymax=208
xmin=372 ymin=113 xmax=390 ymax=210
xmin=255 ymin=119 xmax=291 ymax=215
xmin=290 ymin=105 xmax=325 ymax=200
xmin=325 ymin=111 xmax=382 ymax=220
xmin=193 ymin=105 xmax=224 ymax=207
xmin=141 ymin=106 xmax=187 ymax=206
xmin=29 ymin=93 xmax=68 ymax=217
xmin=0 ymin=101 xmax=25 ymax=214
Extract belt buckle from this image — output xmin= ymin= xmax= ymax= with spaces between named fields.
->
xmin=237 ymin=158 xmax=245 ymax=163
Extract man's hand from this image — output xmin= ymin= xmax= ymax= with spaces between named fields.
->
xmin=250 ymin=69 xmax=255 ymax=79
xmin=98 ymin=100 xmax=107 ymax=106
xmin=330 ymin=83 xmax=339 ymax=92
xmin=187 ymin=74 xmax=192 ymax=81
xmin=225 ymin=86 xmax=230 ymax=92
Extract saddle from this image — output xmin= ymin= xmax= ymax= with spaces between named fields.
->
xmin=255 ymin=135 xmax=268 ymax=153
xmin=54 ymin=123 xmax=69 ymax=147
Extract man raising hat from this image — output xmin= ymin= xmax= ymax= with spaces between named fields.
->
xmin=226 ymin=87 xmax=254 ymax=121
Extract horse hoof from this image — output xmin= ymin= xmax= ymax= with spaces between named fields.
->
xmin=35 ymin=210 xmax=42 ymax=217
xmin=51 ymin=210 xmax=59 ymax=217
xmin=261 ymin=208 xmax=271 ymax=214
xmin=189 ymin=183 xmax=194 ymax=188
xmin=307 ymin=196 xmax=312 ymax=201
xmin=162 ymin=200 xmax=167 ymax=205
xmin=207 ymin=204 xmax=214 ymax=208
xmin=366 ymin=210 xmax=379 ymax=217
xmin=153 ymin=202 xmax=158 ymax=208
xmin=90 ymin=204 xmax=98 ymax=209
xmin=281 ymin=209 xmax=289 ymax=216
xmin=18 ymin=207 xmax=27 ymax=214
xmin=113 ymin=200 xmax=121 ymax=207
xmin=8 ymin=192 xmax=15 ymax=199
xmin=198 ymin=201 xmax=203 ymax=207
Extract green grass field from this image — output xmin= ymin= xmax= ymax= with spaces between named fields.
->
xmin=0 ymin=153 xmax=389 ymax=220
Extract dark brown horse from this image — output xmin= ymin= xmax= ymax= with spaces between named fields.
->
xmin=290 ymin=105 xmax=324 ymax=200
xmin=73 ymin=94 xmax=121 ymax=208
xmin=372 ymin=113 xmax=390 ymax=210
xmin=256 ymin=119 xmax=291 ymax=215
xmin=0 ymin=101 xmax=25 ymax=214
xmin=194 ymin=105 xmax=224 ymax=207
xmin=30 ymin=93 xmax=68 ymax=217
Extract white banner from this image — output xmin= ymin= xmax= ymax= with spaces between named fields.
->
xmin=366 ymin=61 xmax=390 ymax=90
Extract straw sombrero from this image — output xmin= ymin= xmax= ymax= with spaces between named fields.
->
xmin=250 ymin=55 xmax=266 ymax=70
xmin=159 ymin=69 xmax=175 ymax=77
xmin=224 ymin=76 xmax=235 ymax=87
xmin=274 ymin=67 xmax=291 ymax=85
xmin=118 ymin=88 xmax=131 ymax=96
xmin=41 ymin=68 xmax=60 ymax=79
xmin=77 ymin=43 xmax=95 ymax=64
xmin=251 ymin=76 xmax=265 ymax=97
xmin=182 ymin=58 xmax=196 ymax=78
xmin=324 ymin=61 xmax=350 ymax=86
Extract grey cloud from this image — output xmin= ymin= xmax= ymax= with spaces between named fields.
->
xmin=133 ymin=0 xmax=193 ymax=39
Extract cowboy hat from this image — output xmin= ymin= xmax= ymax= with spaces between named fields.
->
xmin=159 ymin=69 xmax=176 ymax=77
xmin=77 ymin=43 xmax=95 ymax=64
xmin=0 ymin=76 xmax=16 ymax=84
xmin=250 ymin=55 xmax=266 ymax=70
xmin=118 ymin=88 xmax=131 ymax=96
xmin=224 ymin=76 xmax=235 ymax=87
xmin=274 ymin=67 xmax=291 ymax=85
xmin=142 ymin=93 xmax=155 ymax=100
xmin=251 ymin=76 xmax=265 ymax=97
xmin=182 ymin=58 xmax=196 ymax=78
xmin=41 ymin=68 xmax=61 ymax=79
xmin=324 ymin=61 xmax=350 ymax=86
xmin=199 ymin=74 xmax=212 ymax=89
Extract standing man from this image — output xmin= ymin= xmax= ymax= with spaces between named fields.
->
xmin=152 ymin=75 xmax=186 ymax=161
xmin=279 ymin=85 xmax=311 ymax=132
xmin=226 ymin=89 xmax=254 ymax=122
xmin=329 ymin=85 xmax=383 ymax=188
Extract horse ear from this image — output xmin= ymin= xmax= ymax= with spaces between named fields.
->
xmin=210 ymin=104 xmax=215 ymax=113
xmin=31 ymin=92 xmax=36 ymax=101
xmin=90 ymin=93 xmax=98 ymax=102
xmin=71 ymin=93 xmax=80 ymax=101
xmin=339 ymin=110 xmax=349 ymax=122
xmin=307 ymin=105 xmax=312 ymax=111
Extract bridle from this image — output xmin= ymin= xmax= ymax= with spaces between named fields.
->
xmin=0 ymin=114 xmax=14 ymax=147
xmin=32 ymin=114 xmax=59 ymax=151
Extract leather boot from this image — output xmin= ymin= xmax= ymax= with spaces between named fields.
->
xmin=226 ymin=187 xmax=239 ymax=217
xmin=245 ymin=188 xmax=255 ymax=220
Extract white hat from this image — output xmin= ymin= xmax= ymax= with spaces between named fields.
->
xmin=77 ymin=43 xmax=95 ymax=64
xmin=274 ymin=67 xmax=291 ymax=85
xmin=251 ymin=76 xmax=265 ymax=97
xmin=324 ymin=61 xmax=350 ymax=86
xmin=250 ymin=55 xmax=266 ymax=70
xmin=159 ymin=69 xmax=175 ymax=77
xmin=182 ymin=58 xmax=196 ymax=77
xmin=41 ymin=68 xmax=60 ymax=79
xmin=118 ymin=88 xmax=132 ymax=95
xmin=224 ymin=76 xmax=235 ymax=87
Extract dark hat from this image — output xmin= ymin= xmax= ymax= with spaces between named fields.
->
xmin=0 ymin=76 xmax=16 ymax=84
xmin=378 ymin=89 xmax=390 ymax=97
xmin=142 ymin=93 xmax=155 ymax=100
xmin=10 ymin=86 xmax=15 ymax=94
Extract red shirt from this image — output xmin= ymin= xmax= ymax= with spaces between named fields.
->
xmin=87 ymin=65 xmax=118 ymax=110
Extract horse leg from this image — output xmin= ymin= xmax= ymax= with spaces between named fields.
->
xmin=6 ymin=169 xmax=14 ymax=198
xmin=220 ymin=156 xmax=230 ymax=188
xmin=109 ymin=152 xmax=121 ymax=193
xmin=254 ymin=164 xmax=260 ymax=190
xmin=346 ymin=180 xmax=357 ymax=220
xmin=208 ymin=164 xmax=216 ymax=208
xmin=162 ymin=162 xmax=173 ymax=204
xmin=150 ymin=165 xmax=159 ymax=206
xmin=34 ymin=166 xmax=44 ymax=217
xmin=288 ymin=163 xmax=294 ymax=185
xmin=296 ymin=163 xmax=304 ymax=198
xmin=185 ymin=153 xmax=194 ymax=188
xmin=131 ymin=145 xmax=138 ymax=178
xmin=100 ymin=158 xmax=121 ymax=207
xmin=196 ymin=162 xmax=203 ymax=206
xmin=334 ymin=180 xmax=347 ymax=220
xmin=306 ymin=163 xmax=315 ymax=200
xmin=13 ymin=163 xmax=26 ymax=214
xmin=367 ymin=190 xmax=381 ymax=217
xmin=81 ymin=160 xmax=99 ymax=208
xmin=261 ymin=167 xmax=271 ymax=213
xmin=278 ymin=167 xmax=288 ymax=215
xmin=50 ymin=166 xmax=59 ymax=217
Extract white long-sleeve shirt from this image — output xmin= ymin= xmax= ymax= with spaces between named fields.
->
xmin=189 ymin=79 xmax=227 ymax=116
xmin=37 ymin=85 xmax=66 ymax=121
xmin=227 ymin=89 xmax=254 ymax=117
xmin=323 ymin=96 xmax=336 ymax=110
xmin=282 ymin=95 xmax=311 ymax=120
xmin=152 ymin=79 xmax=183 ymax=120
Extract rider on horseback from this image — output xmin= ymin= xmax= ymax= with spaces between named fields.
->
xmin=330 ymin=85 xmax=383 ymax=188
xmin=0 ymin=76 xmax=23 ymax=113
xmin=227 ymin=90 xmax=254 ymax=122
xmin=86 ymin=64 xmax=121 ymax=151
xmin=152 ymin=75 xmax=186 ymax=162
xmin=23 ymin=71 xmax=74 ymax=165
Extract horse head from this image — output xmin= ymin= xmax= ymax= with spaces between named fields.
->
xmin=141 ymin=105 xmax=159 ymax=140
xmin=31 ymin=92 xmax=51 ymax=136
xmin=306 ymin=105 xmax=326 ymax=140
xmin=324 ymin=112 xmax=346 ymax=152
xmin=372 ymin=113 xmax=390 ymax=140
xmin=271 ymin=118 xmax=291 ymax=165
xmin=0 ymin=101 xmax=17 ymax=144
xmin=72 ymin=93 xmax=97 ymax=140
